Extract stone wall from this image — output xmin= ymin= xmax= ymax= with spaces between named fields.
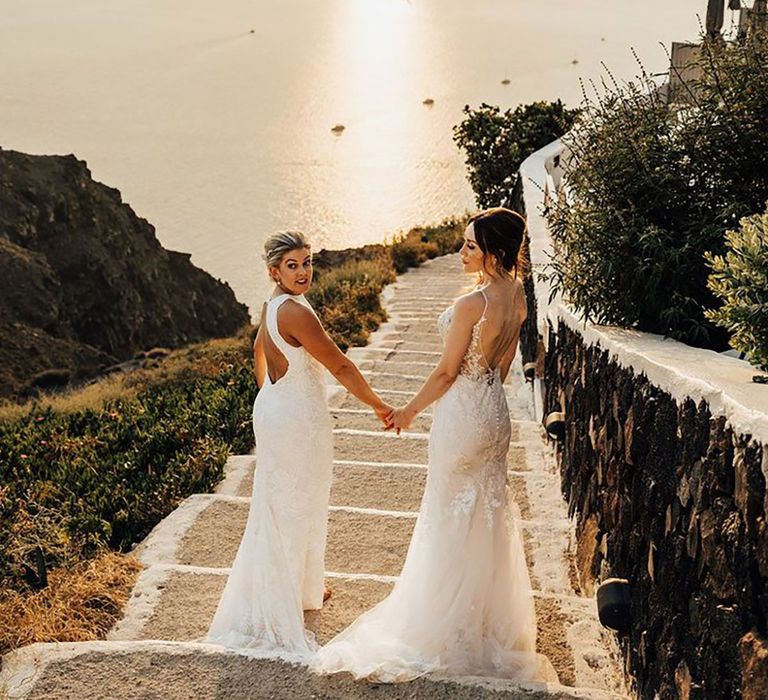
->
xmin=544 ymin=320 xmax=768 ymax=700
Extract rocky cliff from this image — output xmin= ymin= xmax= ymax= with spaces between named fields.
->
xmin=0 ymin=149 xmax=250 ymax=397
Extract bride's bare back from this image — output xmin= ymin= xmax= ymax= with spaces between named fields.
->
xmin=469 ymin=278 xmax=527 ymax=381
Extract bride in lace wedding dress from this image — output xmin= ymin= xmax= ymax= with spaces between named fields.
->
xmin=312 ymin=208 xmax=538 ymax=682
xmin=206 ymin=232 xmax=391 ymax=658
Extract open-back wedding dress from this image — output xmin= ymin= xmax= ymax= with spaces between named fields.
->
xmin=206 ymin=293 xmax=333 ymax=657
xmin=312 ymin=287 xmax=538 ymax=682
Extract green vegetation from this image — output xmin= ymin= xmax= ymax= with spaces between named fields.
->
xmin=310 ymin=218 xmax=465 ymax=350
xmin=546 ymin=35 xmax=768 ymax=348
xmin=0 ymin=332 xmax=256 ymax=597
xmin=453 ymin=101 xmax=578 ymax=209
xmin=706 ymin=205 xmax=768 ymax=377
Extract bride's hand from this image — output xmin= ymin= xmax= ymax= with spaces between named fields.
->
xmin=391 ymin=406 xmax=415 ymax=435
xmin=374 ymin=402 xmax=395 ymax=430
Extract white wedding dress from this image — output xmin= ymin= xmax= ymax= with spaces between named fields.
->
xmin=206 ymin=293 xmax=333 ymax=657
xmin=312 ymin=289 xmax=538 ymax=682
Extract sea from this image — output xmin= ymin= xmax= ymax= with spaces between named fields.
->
xmin=0 ymin=0 xmax=711 ymax=314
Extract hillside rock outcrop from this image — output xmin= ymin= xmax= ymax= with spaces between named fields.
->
xmin=0 ymin=149 xmax=250 ymax=396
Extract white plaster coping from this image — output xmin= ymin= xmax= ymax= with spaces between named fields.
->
xmin=0 ymin=640 xmax=309 ymax=700
xmin=108 ymin=564 xmax=174 ymax=641
xmin=330 ymin=406 xmax=436 ymax=417
xmin=333 ymin=459 xmax=427 ymax=470
xmin=333 ymin=427 xmax=430 ymax=440
xmin=519 ymin=139 xmax=768 ymax=469
xmin=519 ymin=137 xmax=567 ymax=336
xmin=214 ymin=455 xmax=256 ymax=497
xmin=132 ymin=494 xmax=215 ymax=566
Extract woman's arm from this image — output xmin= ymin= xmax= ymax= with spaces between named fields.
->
xmin=392 ymin=293 xmax=484 ymax=430
xmin=279 ymin=300 xmax=392 ymax=423
xmin=253 ymin=303 xmax=268 ymax=389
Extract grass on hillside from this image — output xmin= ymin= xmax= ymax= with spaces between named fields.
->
xmin=0 ymin=552 xmax=142 ymax=655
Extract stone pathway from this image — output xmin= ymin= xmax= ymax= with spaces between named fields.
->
xmin=1 ymin=255 xmax=629 ymax=700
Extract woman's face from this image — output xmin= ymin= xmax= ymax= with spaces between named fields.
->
xmin=459 ymin=223 xmax=485 ymax=274
xmin=270 ymin=247 xmax=312 ymax=294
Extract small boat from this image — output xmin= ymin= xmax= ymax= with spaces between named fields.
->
xmin=331 ymin=124 xmax=345 ymax=133
xmin=422 ymin=98 xmax=435 ymax=105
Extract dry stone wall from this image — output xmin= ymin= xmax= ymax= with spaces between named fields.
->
xmin=543 ymin=320 xmax=768 ymax=699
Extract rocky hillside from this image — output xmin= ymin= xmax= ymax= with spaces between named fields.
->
xmin=0 ymin=149 xmax=250 ymax=397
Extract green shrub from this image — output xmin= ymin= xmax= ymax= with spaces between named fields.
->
xmin=546 ymin=35 xmax=768 ymax=347
xmin=0 ymin=341 xmax=256 ymax=591
xmin=453 ymin=101 xmax=578 ymax=209
xmin=308 ymin=260 xmax=395 ymax=350
xmin=419 ymin=217 xmax=465 ymax=255
xmin=309 ymin=217 xmax=465 ymax=347
xmin=391 ymin=234 xmax=433 ymax=273
xmin=706 ymin=205 xmax=768 ymax=373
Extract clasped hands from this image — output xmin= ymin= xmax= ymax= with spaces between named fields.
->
xmin=374 ymin=403 xmax=415 ymax=435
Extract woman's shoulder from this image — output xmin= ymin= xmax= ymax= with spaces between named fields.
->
xmin=452 ymin=289 xmax=487 ymax=321
xmin=509 ymin=277 xmax=526 ymax=301
xmin=275 ymin=294 xmax=310 ymax=313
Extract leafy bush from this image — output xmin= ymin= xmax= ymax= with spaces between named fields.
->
xmin=310 ymin=218 xmax=465 ymax=348
xmin=453 ymin=101 xmax=578 ymax=209
xmin=308 ymin=260 xmax=395 ymax=350
xmin=0 ymin=336 xmax=256 ymax=592
xmin=706 ymin=205 xmax=768 ymax=373
xmin=546 ymin=35 xmax=768 ymax=347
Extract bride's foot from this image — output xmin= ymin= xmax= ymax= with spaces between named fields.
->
xmin=323 ymin=587 xmax=332 ymax=603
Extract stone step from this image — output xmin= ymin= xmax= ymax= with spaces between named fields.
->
xmin=172 ymin=499 xmax=416 ymax=576
xmin=382 ymin=340 xmax=444 ymax=352
xmin=334 ymin=430 xmax=430 ymax=463
xmin=330 ymin=461 xmax=427 ymax=512
xmin=109 ymin=564 xmax=619 ymax=694
xmin=356 ymin=358 xmax=438 ymax=372
xmin=377 ymin=334 xmax=443 ymax=347
xmin=0 ymin=640 xmax=627 ymax=700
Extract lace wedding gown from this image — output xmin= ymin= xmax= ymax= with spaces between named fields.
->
xmin=312 ymin=290 xmax=538 ymax=682
xmin=206 ymin=293 xmax=333 ymax=657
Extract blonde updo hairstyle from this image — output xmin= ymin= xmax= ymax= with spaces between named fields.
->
xmin=263 ymin=231 xmax=311 ymax=277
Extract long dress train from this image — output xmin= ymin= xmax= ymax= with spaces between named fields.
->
xmin=312 ymin=290 xmax=538 ymax=681
xmin=206 ymin=293 xmax=333 ymax=657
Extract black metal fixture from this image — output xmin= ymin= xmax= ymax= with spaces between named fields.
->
xmin=544 ymin=411 xmax=565 ymax=440
xmin=596 ymin=578 xmax=631 ymax=634
xmin=523 ymin=362 xmax=536 ymax=382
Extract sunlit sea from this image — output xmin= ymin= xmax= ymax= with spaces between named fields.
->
xmin=0 ymin=0 xmax=710 ymax=313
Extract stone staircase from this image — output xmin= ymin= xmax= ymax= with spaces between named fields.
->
xmin=1 ymin=255 xmax=629 ymax=700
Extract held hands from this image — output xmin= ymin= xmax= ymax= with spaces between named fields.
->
xmin=374 ymin=402 xmax=396 ymax=430
xmin=373 ymin=400 xmax=416 ymax=435
xmin=386 ymin=406 xmax=415 ymax=435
